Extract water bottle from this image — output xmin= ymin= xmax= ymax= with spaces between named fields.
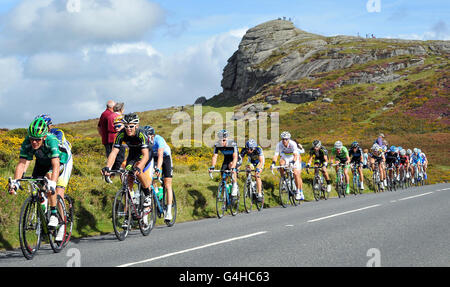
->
xmin=40 ymin=193 xmax=48 ymax=213
xmin=157 ymin=187 xmax=164 ymax=201
xmin=226 ymin=184 xmax=232 ymax=194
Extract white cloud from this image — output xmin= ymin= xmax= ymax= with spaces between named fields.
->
xmin=0 ymin=0 xmax=165 ymax=55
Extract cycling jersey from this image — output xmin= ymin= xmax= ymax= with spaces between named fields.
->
xmin=331 ymin=146 xmax=349 ymax=163
xmin=309 ymin=146 xmax=328 ymax=163
xmin=399 ymin=155 xmax=409 ymax=165
xmin=274 ymin=140 xmax=299 ymax=157
xmin=385 ymin=151 xmax=399 ymax=166
xmin=214 ymin=140 xmax=238 ymax=159
xmin=410 ymin=154 xmax=421 ymax=165
xmin=50 ymin=128 xmax=72 ymax=149
xmin=369 ymin=151 xmax=384 ymax=163
xmin=114 ymin=128 xmax=151 ymax=166
xmin=240 ymin=146 xmax=265 ymax=166
xmin=420 ymin=153 xmax=427 ymax=164
xmin=20 ymin=133 xmax=69 ymax=165
xmin=349 ymin=147 xmax=363 ymax=163
xmin=151 ymin=135 xmax=171 ymax=157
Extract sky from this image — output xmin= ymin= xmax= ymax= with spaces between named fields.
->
xmin=0 ymin=0 xmax=448 ymax=129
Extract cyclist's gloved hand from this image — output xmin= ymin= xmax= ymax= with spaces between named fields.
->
xmin=306 ymin=164 xmax=311 ymax=169
xmin=102 ymin=166 xmax=111 ymax=175
xmin=209 ymin=166 xmax=214 ymax=172
xmin=270 ymin=161 xmax=276 ymax=170
xmin=133 ymin=166 xmax=142 ymax=175
xmin=47 ymin=180 xmax=56 ymax=194
xmin=324 ymin=162 xmax=328 ymax=167
xmin=9 ymin=179 xmax=20 ymax=195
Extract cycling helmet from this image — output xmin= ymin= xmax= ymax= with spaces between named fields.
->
xmin=413 ymin=148 xmax=419 ymax=154
xmin=351 ymin=141 xmax=359 ymax=148
xmin=400 ymin=149 xmax=406 ymax=156
xmin=390 ymin=146 xmax=396 ymax=152
xmin=312 ymin=140 xmax=321 ymax=148
xmin=143 ymin=125 xmax=155 ymax=136
xmin=280 ymin=131 xmax=291 ymax=140
xmin=334 ymin=141 xmax=343 ymax=149
xmin=35 ymin=114 xmax=53 ymax=126
xmin=217 ymin=129 xmax=228 ymax=139
xmin=397 ymin=146 xmax=403 ymax=151
xmin=417 ymin=149 xmax=422 ymax=154
xmin=246 ymin=139 xmax=257 ymax=149
xmin=407 ymin=149 xmax=412 ymax=155
xmin=113 ymin=114 xmax=124 ymax=124
xmin=28 ymin=117 xmax=48 ymax=138
xmin=123 ymin=113 xmax=139 ymax=124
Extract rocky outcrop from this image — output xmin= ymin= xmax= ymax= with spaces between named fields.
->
xmin=220 ymin=19 xmax=450 ymax=103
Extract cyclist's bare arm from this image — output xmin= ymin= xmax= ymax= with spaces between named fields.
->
xmin=210 ymin=153 xmax=218 ymax=169
xmin=14 ymin=158 xmax=28 ymax=180
xmin=105 ymin=147 xmax=120 ymax=171
xmin=156 ymin=147 xmax=164 ymax=171
xmin=49 ymin=157 xmax=60 ymax=183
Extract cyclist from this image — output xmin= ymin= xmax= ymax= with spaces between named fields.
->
xmin=419 ymin=149 xmax=428 ymax=180
xmin=143 ymin=125 xmax=174 ymax=221
xmin=398 ymin=149 xmax=410 ymax=182
xmin=385 ymin=146 xmax=399 ymax=183
xmin=349 ymin=141 xmax=365 ymax=190
xmin=410 ymin=148 xmax=423 ymax=183
xmin=240 ymin=139 xmax=265 ymax=201
xmin=209 ymin=129 xmax=239 ymax=197
xmin=306 ymin=140 xmax=332 ymax=193
xmin=369 ymin=144 xmax=386 ymax=190
xmin=330 ymin=141 xmax=351 ymax=194
xmin=102 ymin=113 xmax=153 ymax=218
xmin=9 ymin=117 xmax=70 ymax=241
xmin=270 ymin=131 xmax=304 ymax=200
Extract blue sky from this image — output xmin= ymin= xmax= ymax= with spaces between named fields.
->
xmin=0 ymin=0 xmax=448 ymax=128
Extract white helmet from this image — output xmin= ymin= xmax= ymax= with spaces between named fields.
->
xmin=400 ymin=149 xmax=406 ymax=156
xmin=280 ymin=131 xmax=291 ymax=140
xmin=334 ymin=141 xmax=343 ymax=149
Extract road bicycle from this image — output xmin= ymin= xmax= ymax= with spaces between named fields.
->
xmin=350 ymin=162 xmax=363 ymax=195
xmin=210 ymin=169 xmax=240 ymax=218
xmin=306 ymin=163 xmax=329 ymax=201
xmin=151 ymin=176 xmax=177 ymax=227
xmin=242 ymin=166 xmax=264 ymax=213
xmin=398 ymin=164 xmax=409 ymax=189
xmin=386 ymin=164 xmax=397 ymax=191
xmin=271 ymin=165 xmax=301 ymax=207
xmin=9 ymin=177 xmax=69 ymax=260
xmin=371 ymin=162 xmax=383 ymax=193
xmin=333 ymin=163 xmax=347 ymax=198
xmin=107 ymin=169 xmax=156 ymax=241
xmin=413 ymin=164 xmax=425 ymax=187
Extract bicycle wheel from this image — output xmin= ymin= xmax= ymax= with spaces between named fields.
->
xmin=62 ymin=194 xmax=74 ymax=248
xmin=112 ymin=189 xmax=131 ymax=241
xmin=312 ymin=177 xmax=321 ymax=201
xmin=352 ymin=172 xmax=359 ymax=195
xmin=164 ymin=189 xmax=177 ymax=227
xmin=256 ymin=188 xmax=264 ymax=211
xmin=19 ymin=196 xmax=42 ymax=260
xmin=216 ymin=182 xmax=226 ymax=218
xmin=289 ymin=177 xmax=300 ymax=206
xmin=243 ymin=181 xmax=253 ymax=213
xmin=279 ymin=177 xmax=290 ymax=208
xmin=230 ymin=185 xmax=240 ymax=216
xmin=48 ymin=195 xmax=67 ymax=254
xmin=139 ymin=192 xmax=156 ymax=236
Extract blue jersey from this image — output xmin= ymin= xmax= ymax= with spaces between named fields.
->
xmin=152 ymin=135 xmax=171 ymax=157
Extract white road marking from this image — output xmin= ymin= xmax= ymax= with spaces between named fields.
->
xmin=307 ymin=204 xmax=381 ymax=223
xmin=285 ymin=225 xmax=294 ymax=227
xmin=437 ymin=188 xmax=450 ymax=191
xmin=117 ymin=231 xmax=268 ymax=267
xmin=398 ymin=192 xmax=433 ymax=201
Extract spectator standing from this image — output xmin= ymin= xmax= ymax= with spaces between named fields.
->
xmin=110 ymin=102 xmax=126 ymax=170
xmin=98 ymin=100 xmax=116 ymax=158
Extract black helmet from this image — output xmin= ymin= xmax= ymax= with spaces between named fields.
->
xmin=351 ymin=141 xmax=359 ymax=148
xmin=312 ymin=140 xmax=321 ymax=148
xmin=143 ymin=125 xmax=155 ymax=135
xmin=123 ymin=113 xmax=139 ymax=124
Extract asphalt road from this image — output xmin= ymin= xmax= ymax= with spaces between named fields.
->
xmin=1 ymin=183 xmax=449 ymax=267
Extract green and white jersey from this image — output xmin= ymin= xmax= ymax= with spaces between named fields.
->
xmin=19 ymin=133 xmax=69 ymax=165
xmin=331 ymin=146 xmax=349 ymax=162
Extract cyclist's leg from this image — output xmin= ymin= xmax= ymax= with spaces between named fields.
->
xmin=321 ymin=163 xmax=332 ymax=192
xmin=279 ymin=157 xmax=286 ymax=178
xmin=161 ymin=156 xmax=173 ymax=206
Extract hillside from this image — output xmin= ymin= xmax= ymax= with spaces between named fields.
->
xmin=0 ymin=20 xmax=449 ymax=250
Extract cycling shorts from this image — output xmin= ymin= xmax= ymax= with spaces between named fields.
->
xmin=280 ymin=153 xmax=301 ymax=170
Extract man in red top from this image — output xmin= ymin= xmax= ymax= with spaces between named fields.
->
xmin=98 ymin=100 xmax=116 ymax=158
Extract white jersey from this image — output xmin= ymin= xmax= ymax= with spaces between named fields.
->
xmin=275 ymin=140 xmax=299 ymax=157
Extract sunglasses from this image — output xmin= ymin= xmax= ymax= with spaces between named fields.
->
xmin=124 ymin=125 xmax=136 ymax=129
xmin=114 ymin=124 xmax=124 ymax=129
xmin=282 ymin=138 xmax=289 ymax=141
xmin=30 ymin=138 xmax=43 ymax=142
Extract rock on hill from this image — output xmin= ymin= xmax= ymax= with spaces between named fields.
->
xmin=219 ymin=19 xmax=449 ymax=103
